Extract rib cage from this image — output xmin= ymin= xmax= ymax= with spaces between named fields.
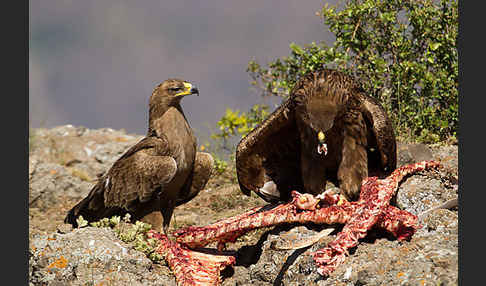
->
xmin=150 ymin=161 xmax=440 ymax=284
xmin=147 ymin=231 xmax=236 ymax=286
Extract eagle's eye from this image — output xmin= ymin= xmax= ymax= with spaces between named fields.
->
xmin=169 ymin=87 xmax=182 ymax=91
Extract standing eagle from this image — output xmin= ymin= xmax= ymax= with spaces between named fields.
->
xmin=236 ymin=69 xmax=396 ymax=202
xmin=65 ymin=79 xmax=213 ymax=234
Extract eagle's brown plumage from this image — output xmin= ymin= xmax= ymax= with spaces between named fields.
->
xmin=236 ymin=69 xmax=396 ymax=202
xmin=65 ymin=79 xmax=213 ymax=233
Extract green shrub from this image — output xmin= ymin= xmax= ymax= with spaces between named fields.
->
xmin=205 ymin=104 xmax=270 ymax=161
xmin=213 ymin=156 xmax=228 ymax=175
xmin=246 ymin=0 xmax=457 ymax=143
xmin=211 ymin=104 xmax=269 ymax=144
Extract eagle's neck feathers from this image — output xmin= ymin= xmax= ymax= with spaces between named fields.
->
xmin=147 ymin=97 xmax=186 ymax=137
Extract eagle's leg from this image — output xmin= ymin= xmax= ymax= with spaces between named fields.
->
xmin=176 ymin=152 xmax=214 ymax=206
xmin=161 ymin=198 xmax=176 ymax=235
xmin=337 ymin=116 xmax=368 ymax=201
xmin=142 ymin=152 xmax=213 ymax=234
xmin=300 ymin=150 xmax=328 ymax=197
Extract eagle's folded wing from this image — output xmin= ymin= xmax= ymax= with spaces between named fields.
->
xmin=103 ymin=136 xmax=178 ymax=209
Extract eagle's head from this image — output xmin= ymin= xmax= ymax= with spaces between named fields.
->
xmin=151 ymin=78 xmax=199 ymax=106
xmin=295 ymin=94 xmax=338 ymax=157
xmin=292 ymin=69 xmax=350 ymax=157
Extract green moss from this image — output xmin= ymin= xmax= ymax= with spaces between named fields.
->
xmin=88 ymin=215 xmax=164 ymax=264
xmin=76 ymin=216 xmax=88 ymax=228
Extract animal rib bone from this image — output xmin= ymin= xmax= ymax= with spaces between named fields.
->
xmin=146 ymin=231 xmax=236 ymax=286
xmin=173 ymin=161 xmax=440 ymax=276
xmin=148 ymin=161 xmax=441 ymax=284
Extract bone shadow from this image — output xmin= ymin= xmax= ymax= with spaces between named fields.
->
xmin=273 ymin=246 xmax=311 ymax=286
xmin=234 ymin=225 xmax=286 ymax=267
xmin=272 ymin=224 xmax=343 ymax=285
xmin=233 ymin=221 xmax=322 ymax=268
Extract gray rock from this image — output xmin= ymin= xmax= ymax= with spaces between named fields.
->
xmin=29 ymin=162 xmax=92 ymax=208
xmin=29 ymin=155 xmax=39 ymax=180
xmin=395 ymin=144 xmax=458 ymax=222
xmin=395 ymin=174 xmax=456 ymax=215
xmin=397 ymin=142 xmax=434 ymax=167
xmin=29 ymin=126 xmax=458 ymax=286
xmin=56 ymin=224 xmax=73 ymax=234
xmin=29 ymin=227 xmax=176 ymax=286
xmin=430 ymin=145 xmax=458 ymax=178
xmin=29 ymin=125 xmax=142 ymax=208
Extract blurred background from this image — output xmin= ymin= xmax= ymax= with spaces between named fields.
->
xmin=29 ymin=0 xmax=336 ymax=141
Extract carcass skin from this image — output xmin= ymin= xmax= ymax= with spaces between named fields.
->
xmin=146 ymin=231 xmax=236 ymax=286
xmin=150 ymin=161 xmax=440 ymax=284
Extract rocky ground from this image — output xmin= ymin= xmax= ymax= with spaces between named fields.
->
xmin=29 ymin=125 xmax=458 ymax=285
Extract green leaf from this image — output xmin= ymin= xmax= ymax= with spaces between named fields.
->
xmin=429 ymin=42 xmax=441 ymax=51
xmin=289 ymin=42 xmax=304 ymax=55
xmin=76 ymin=216 xmax=88 ymax=228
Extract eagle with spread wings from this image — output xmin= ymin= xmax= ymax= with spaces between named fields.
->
xmin=236 ymin=69 xmax=396 ymax=202
xmin=65 ymin=79 xmax=213 ymax=233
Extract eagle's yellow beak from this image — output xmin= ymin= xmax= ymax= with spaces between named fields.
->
xmin=176 ymin=82 xmax=199 ymax=97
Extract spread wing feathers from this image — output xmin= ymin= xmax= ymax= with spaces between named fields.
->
xmin=359 ymin=94 xmax=397 ymax=173
xmin=102 ymin=136 xmax=178 ymax=209
xmin=236 ymin=99 xmax=303 ymax=198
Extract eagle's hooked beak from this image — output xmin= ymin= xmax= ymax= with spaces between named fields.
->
xmin=176 ymin=82 xmax=199 ymax=97
xmin=317 ymin=131 xmax=328 ymax=156
xmin=190 ymin=85 xmax=199 ymax=96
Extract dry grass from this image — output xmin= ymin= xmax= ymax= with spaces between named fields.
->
xmin=69 ymin=167 xmax=94 ymax=182
xmin=172 ymin=183 xmax=263 ymax=230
